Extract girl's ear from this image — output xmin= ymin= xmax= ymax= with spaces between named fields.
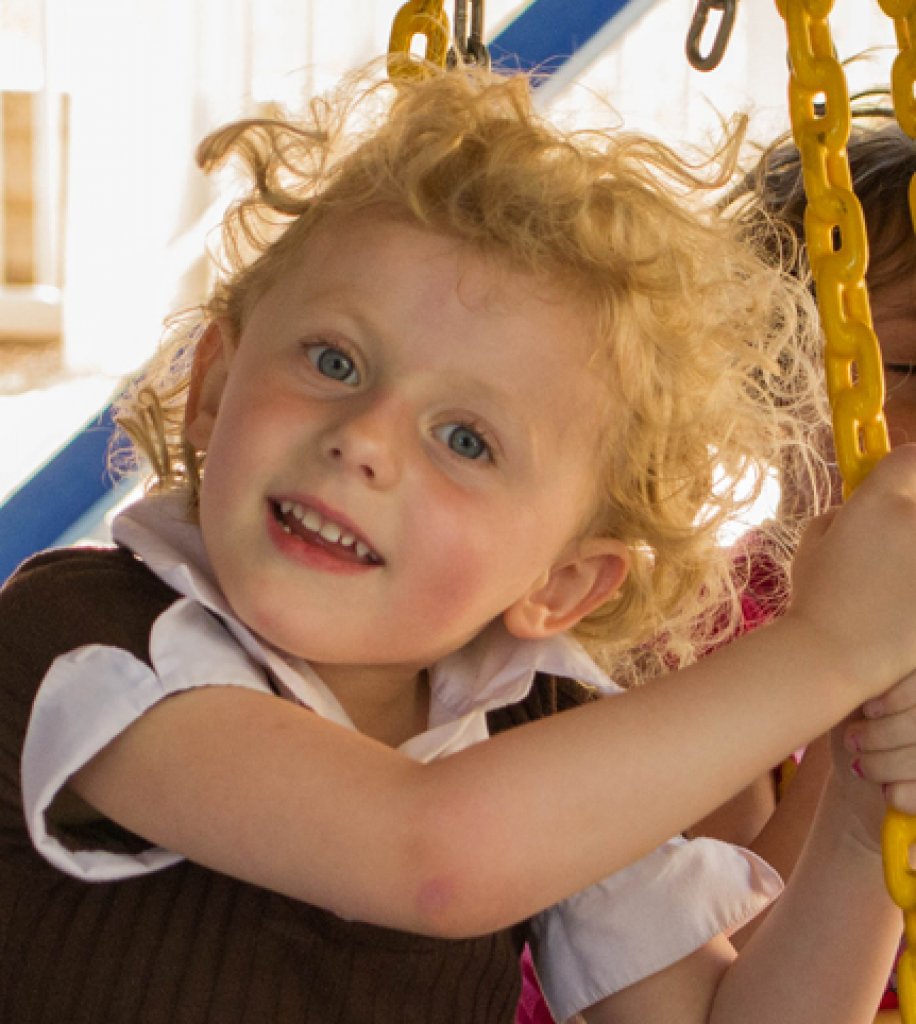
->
xmin=503 ymin=538 xmax=630 ymax=639
xmin=185 ymin=319 xmax=234 ymax=451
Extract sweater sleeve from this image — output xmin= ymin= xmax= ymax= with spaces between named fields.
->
xmin=1 ymin=547 xmax=271 ymax=880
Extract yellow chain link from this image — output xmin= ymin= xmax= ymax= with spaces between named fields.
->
xmin=877 ymin=2 xmax=916 ymax=1019
xmin=881 ymin=0 xmax=916 ymax=137
xmin=775 ymin=0 xmax=890 ymax=494
xmin=774 ymin=2 xmax=915 ymax=1018
xmin=388 ymin=0 xmax=451 ymax=82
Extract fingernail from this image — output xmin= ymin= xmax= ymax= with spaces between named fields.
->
xmin=846 ymin=731 xmax=862 ymax=753
xmin=851 ymin=758 xmax=865 ymax=779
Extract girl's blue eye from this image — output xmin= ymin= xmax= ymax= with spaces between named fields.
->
xmin=308 ymin=344 xmax=359 ymax=385
xmin=436 ymin=423 xmax=491 ymax=461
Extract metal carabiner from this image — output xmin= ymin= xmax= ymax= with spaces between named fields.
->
xmin=447 ymin=0 xmax=490 ymax=70
xmin=686 ymin=0 xmax=738 ymax=72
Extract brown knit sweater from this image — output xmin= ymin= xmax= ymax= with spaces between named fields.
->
xmin=0 ymin=547 xmax=595 ymax=1024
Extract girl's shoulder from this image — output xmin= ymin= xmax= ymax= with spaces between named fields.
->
xmin=6 ymin=543 xmax=149 ymax=584
xmin=3 ymin=542 xmax=176 ymax=605
xmin=1 ymin=545 xmax=182 ymax=692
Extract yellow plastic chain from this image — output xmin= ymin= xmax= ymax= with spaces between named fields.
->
xmin=775 ymin=0 xmax=890 ymax=492
xmin=775 ymin=2 xmax=915 ymax=1018
xmin=881 ymin=0 xmax=916 ymax=138
xmin=388 ymin=0 xmax=451 ymax=81
xmin=877 ymin=7 xmax=916 ymax=1017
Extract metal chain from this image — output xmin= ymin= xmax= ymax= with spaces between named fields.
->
xmin=388 ymin=0 xmax=451 ymax=82
xmin=447 ymin=0 xmax=490 ymax=70
xmin=686 ymin=0 xmax=738 ymax=71
xmin=775 ymin=2 xmax=913 ymax=1017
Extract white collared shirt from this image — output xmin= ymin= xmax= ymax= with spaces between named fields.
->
xmin=21 ymin=492 xmax=781 ymax=1021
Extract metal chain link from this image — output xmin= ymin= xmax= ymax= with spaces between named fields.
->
xmin=388 ymin=0 xmax=451 ymax=82
xmin=775 ymin=2 xmax=912 ymax=1018
xmin=447 ymin=0 xmax=490 ymax=69
xmin=686 ymin=0 xmax=738 ymax=71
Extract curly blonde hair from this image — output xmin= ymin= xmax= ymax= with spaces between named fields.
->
xmin=115 ymin=62 xmax=829 ymax=684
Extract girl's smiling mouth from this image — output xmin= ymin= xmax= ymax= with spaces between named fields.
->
xmin=269 ymin=498 xmax=384 ymax=566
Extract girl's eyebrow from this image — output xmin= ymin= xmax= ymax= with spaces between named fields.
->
xmin=445 ymin=363 xmax=540 ymax=413
xmin=297 ymin=288 xmax=378 ymax=330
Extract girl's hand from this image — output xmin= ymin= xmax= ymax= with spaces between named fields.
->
xmin=840 ymin=672 xmax=916 ymax=832
xmin=787 ymin=443 xmax=916 ymax=703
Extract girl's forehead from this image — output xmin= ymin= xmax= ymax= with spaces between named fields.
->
xmin=451 ymin=251 xmax=585 ymax=323
xmin=292 ymin=208 xmax=584 ymax=307
xmin=246 ymin=211 xmax=609 ymax=404
xmin=868 ymin=222 xmax=916 ymax=291
xmin=871 ymin=253 xmax=916 ymax=310
xmin=240 ymin=214 xmax=599 ymax=363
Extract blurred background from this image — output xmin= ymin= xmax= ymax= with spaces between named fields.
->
xmin=0 ymin=0 xmax=901 ymax=574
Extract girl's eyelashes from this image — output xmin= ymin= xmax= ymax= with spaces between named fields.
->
xmin=305 ymin=341 xmax=361 ymax=386
xmin=433 ymin=421 xmax=494 ymax=462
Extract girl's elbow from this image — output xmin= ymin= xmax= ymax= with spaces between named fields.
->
xmin=404 ymin=793 xmax=521 ymax=938
xmin=408 ymin=865 xmax=520 ymax=939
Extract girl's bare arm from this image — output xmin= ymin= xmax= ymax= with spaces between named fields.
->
xmin=689 ymin=736 xmax=832 ymax=947
xmin=69 ymin=446 xmax=916 ymax=937
xmin=69 ymin=610 xmax=893 ymax=938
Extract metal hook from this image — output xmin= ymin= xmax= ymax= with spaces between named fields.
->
xmin=447 ymin=0 xmax=490 ymax=70
xmin=686 ymin=0 xmax=737 ymax=72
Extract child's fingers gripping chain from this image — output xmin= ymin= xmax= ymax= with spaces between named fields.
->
xmin=843 ymin=678 xmax=916 ymax=815
xmin=881 ymin=781 xmax=916 ymax=816
xmin=845 ymin=675 xmax=916 ymax=757
xmin=850 ymin=745 xmax=916 ymax=788
xmin=788 ymin=445 xmax=916 ymax=697
xmin=840 ymin=443 xmax=916 ymax=522
xmin=862 ymin=673 xmax=916 ymax=721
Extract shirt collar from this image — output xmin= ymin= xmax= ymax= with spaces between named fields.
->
xmin=112 ymin=492 xmax=619 ymax=755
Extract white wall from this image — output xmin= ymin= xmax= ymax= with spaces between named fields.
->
xmin=4 ymin=0 xmax=907 ymax=377
xmin=547 ymin=1 xmax=897 ymax=147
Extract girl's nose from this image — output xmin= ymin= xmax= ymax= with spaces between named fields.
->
xmin=321 ymin=395 xmax=405 ymax=487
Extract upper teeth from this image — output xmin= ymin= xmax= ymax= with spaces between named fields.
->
xmin=279 ymin=500 xmax=371 ymax=559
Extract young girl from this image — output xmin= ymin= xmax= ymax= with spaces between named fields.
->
xmin=519 ymin=107 xmax=916 ymax=1006
xmin=685 ymin=113 xmax=916 ymax=1013
xmin=693 ymin=111 xmax=916 ymax=860
xmin=3 ymin=64 xmax=916 ymax=1024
